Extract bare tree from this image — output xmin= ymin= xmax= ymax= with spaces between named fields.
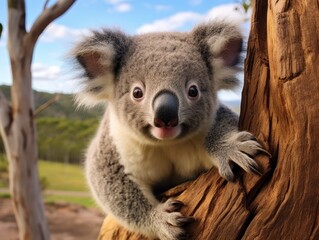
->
xmin=98 ymin=0 xmax=319 ymax=239
xmin=0 ymin=1 xmax=76 ymax=239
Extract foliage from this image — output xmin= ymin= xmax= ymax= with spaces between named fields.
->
xmin=37 ymin=117 xmax=99 ymax=164
xmin=241 ymin=0 xmax=251 ymax=12
xmin=1 ymin=117 xmax=99 ymax=164
xmin=0 ymin=193 xmax=11 ymax=199
xmin=0 ymin=85 xmax=102 ymax=164
xmin=0 ymin=155 xmax=8 ymax=187
xmin=0 ymin=85 xmax=104 ymax=119
xmin=40 ymin=176 xmax=50 ymax=191
xmin=0 ymin=154 xmax=8 ymax=172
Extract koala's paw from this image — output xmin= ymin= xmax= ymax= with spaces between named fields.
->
xmin=215 ymin=131 xmax=269 ymax=182
xmin=151 ymin=199 xmax=195 ymax=240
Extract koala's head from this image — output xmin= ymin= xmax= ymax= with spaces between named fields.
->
xmin=71 ymin=21 xmax=242 ymax=144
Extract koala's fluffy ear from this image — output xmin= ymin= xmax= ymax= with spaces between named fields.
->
xmin=192 ymin=21 xmax=243 ymax=91
xmin=71 ymin=29 xmax=131 ymax=107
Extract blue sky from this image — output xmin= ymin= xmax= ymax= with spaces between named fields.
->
xmin=0 ymin=0 xmax=250 ymax=101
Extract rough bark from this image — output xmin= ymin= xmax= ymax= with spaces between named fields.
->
xmin=98 ymin=1 xmax=319 ymax=239
xmin=0 ymin=1 xmax=76 ymax=239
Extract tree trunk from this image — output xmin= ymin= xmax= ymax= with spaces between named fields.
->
xmin=0 ymin=1 xmax=76 ymax=239
xmin=1 ymin=3 xmax=50 ymax=240
xmin=6 ymin=55 xmax=50 ymax=240
xmin=98 ymin=1 xmax=319 ymax=239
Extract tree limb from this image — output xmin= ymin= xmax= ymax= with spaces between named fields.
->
xmin=43 ymin=0 xmax=50 ymax=10
xmin=34 ymin=94 xmax=60 ymax=116
xmin=28 ymin=0 xmax=76 ymax=45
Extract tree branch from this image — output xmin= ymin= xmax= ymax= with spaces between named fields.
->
xmin=0 ymin=90 xmax=12 ymax=136
xmin=34 ymin=94 xmax=60 ymax=116
xmin=43 ymin=0 xmax=50 ymax=10
xmin=28 ymin=0 xmax=76 ymax=45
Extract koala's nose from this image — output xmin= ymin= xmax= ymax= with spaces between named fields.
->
xmin=153 ymin=91 xmax=179 ymax=128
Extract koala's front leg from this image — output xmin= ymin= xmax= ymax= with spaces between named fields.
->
xmin=86 ymin=130 xmax=193 ymax=240
xmin=205 ymin=104 xmax=267 ymax=181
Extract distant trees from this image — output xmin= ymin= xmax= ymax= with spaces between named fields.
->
xmin=0 ymin=1 xmax=76 ymax=239
xmin=37 ymin=118 xmax=98 ymax=164
xmin=0 ymin=85 xmax=101 ymax=164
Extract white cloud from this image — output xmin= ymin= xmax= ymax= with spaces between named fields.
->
xmin=41 ymin=23 xmax=89 ymax=43
xmin=116 ymin=3 xmax=131 ymax=12
xmin=33 ymin=78 xmax=80 ymax=94
xmin=31 ymin=63 xmax=81 ymax=93
xmin=137 ymin=12 xmax=203 ymax=34
xmin=105 ymin=0 xmax=132 ymax=13
xmin=205 ymin=3 xmax=249 ymax=23
xmin=218 ymin=90 xmax=241 ymax=101
xmin=136 ymin=3 xmax=249 ymax=34
xmin=32 ymin=63 xmax=62 ymax=81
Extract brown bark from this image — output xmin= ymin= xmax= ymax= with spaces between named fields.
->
xmin=98 ymin=1 xmax=319 ymax=239
xmin=0 ymin=1 xmax=76 ymax=239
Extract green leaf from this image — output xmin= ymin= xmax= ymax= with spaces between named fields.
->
xmin=241 ymin=0 xmax=251 ymax=13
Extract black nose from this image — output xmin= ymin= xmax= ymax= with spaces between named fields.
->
xmin=153 ymin=91 xmax=179 ymax=128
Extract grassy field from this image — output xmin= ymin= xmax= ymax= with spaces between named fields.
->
xmin=38 ymin=161 xmax=96 ymax=207
xmin=38 ymin=160 xmax=87 ymax=192
xmin=0 ymin=155 xmax=96 ymax=208
xmin=44 ymin=195 xmax=96 ymax=207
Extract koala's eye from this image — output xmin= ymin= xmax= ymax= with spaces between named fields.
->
xmin=187 ymin=85 xmax=199 ymax=99
xmin=132 ymin=86 xmax=144 ymax=100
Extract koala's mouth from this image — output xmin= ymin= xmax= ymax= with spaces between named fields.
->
xmin=150 ymin=125 xmax=182 ymax=140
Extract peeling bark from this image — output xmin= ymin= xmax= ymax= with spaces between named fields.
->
xmin=98 ymin=1 xmax=319 ymax=239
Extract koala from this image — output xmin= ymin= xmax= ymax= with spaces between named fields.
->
xmin=71 ymin=21 xmax=266 ymax=240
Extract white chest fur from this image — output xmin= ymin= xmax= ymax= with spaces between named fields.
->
xmin=119 ymin=138 xmax=213 ymax=185
xmin=109 ymin=116 xmax=214 ymax=187
xmin=108 ymin=105 xmax=217 ymax=189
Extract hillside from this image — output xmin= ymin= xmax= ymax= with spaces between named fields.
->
xmin=0 ymin=85 xmax=104 ymax=119
xmin=0 ymin=85 xmax=101 ymax=162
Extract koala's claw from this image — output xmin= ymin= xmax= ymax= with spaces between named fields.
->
xmin=215 ymin=131 xmax=268 ymax=181
xmin=152 ymin=199 xmax=194 ymax=240
xmin=164 ymin=199 xmax=184 ymax=212
xmin=236 ymin=132 xmax=271 ymax=157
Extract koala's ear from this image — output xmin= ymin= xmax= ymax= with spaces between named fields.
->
xmin=71 ymin=29 xmax=131 ymax=107
xmin=191 ymin=21 xmax=243 ymax=90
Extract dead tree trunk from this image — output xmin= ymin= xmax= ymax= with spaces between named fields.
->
xmin=98 ymin=1 xmax=319 ymax=239
xmin=0 ymin=1 xmax=75 ymax=239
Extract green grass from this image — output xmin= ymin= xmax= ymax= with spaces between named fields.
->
xmin=38 ymin=160 xmax=87 ymax=192
xmin=44 ymin=195 xmax=96 ymax=208
xmin=0 ymin=155 xmax=88 ymax=191
xmin=0 ymin=179 xmax=7 ymax=188
xmin=0 ymin=155 xmax=97 ymax=207
xmin=0 ymin=192 xmax=10 ymax=199
xmin=0 ymin=154 xmax=8 ymax=188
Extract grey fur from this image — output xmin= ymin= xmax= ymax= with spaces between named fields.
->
xmin=71 ymin=21 xmax=264 ymax=240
